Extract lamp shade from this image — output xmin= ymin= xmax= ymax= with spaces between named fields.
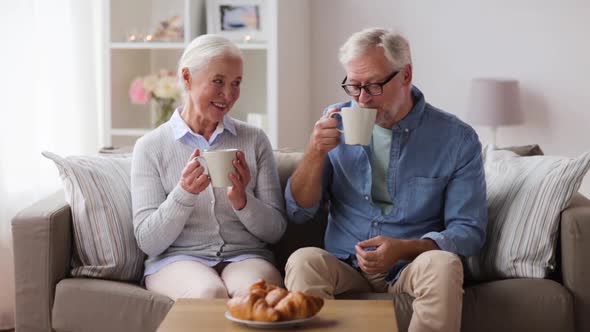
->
xmin=467 ymin=78 xmax=524 ymax=127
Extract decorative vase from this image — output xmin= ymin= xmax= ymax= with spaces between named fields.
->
xmin=151 ymin=98 xmax=176 ymax=127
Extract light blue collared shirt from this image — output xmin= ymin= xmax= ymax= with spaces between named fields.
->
xmin=144 ymin=108 xmax=264 ymax=277
xmin=285 ymin=86 xmax=488 ymax=283
xmin=169 ymin=108 xmax=237 ymax=147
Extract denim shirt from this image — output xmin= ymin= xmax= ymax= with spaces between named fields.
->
xmin=285 ymin=86 xmax=487 ymax=282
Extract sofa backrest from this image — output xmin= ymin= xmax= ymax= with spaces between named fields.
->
xmin=273 ymin=150 xmax=304 ymax=190
xmin=271 ymin=150 xmax=328 ymax=273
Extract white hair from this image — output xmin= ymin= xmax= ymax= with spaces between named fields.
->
xmin=338 ymin=28 xmax=412 ymax=70
xmin=177 ymin=34 xmax=242 ymax=97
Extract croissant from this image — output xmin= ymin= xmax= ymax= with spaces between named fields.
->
xmin=226 ymin=280 xmax=324 ymax=322
xmin=265 ymin=287 xmax=289 ymax=307
xmin=227 ymin=293 xmax=258 ymax=321
xmin=248 ymin=279 xmax=277 ymax=298
xmin=252 ymin=297 xmax=281 ymax=322
xmin=226 ymin=293 xmax=280 ymax=322
xmin=274 ymin=291 xmax=324 ymax=320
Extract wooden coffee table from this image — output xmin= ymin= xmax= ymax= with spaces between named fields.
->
xmin=157 ymin=298 xmax=398 ymax=332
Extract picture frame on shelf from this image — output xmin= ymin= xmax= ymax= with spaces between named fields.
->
xmin=206 ymin=0 xmax=267 ymax=44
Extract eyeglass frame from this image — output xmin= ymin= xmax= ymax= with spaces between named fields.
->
xmin=340 ymin=69 xmax=400 ymax=97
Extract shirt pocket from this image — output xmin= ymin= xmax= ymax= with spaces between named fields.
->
xmin=406 ymin=176 xmax=449 ymax=221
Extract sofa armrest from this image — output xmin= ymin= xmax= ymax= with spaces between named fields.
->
xmin=11 ymin=191 xmax=72 ymax=332
xmin=561 ymin=193 xmax=590 ymax=332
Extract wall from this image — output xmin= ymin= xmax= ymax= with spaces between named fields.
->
xmin=277 ymin=0 xmax=311 ymax=149
xmin=308 ymin=0 xmax=590 ymax=195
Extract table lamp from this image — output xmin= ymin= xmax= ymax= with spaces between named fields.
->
xmin=467 ymin=78 xmax=524 ymax=146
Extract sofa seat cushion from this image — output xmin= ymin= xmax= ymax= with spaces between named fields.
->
xmin=461 ymin=279 xmax=574 ymax=332
xmin=338 ymin=279 xmax=573 ymax=332
xmin=52 ymin=278 xmax=173 ymax=332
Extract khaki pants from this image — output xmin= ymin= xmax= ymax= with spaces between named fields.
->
xmin=146 ymin=258 xmax=283 ymax=300
xmin=285 ymin=247 xmax=463 ymax=332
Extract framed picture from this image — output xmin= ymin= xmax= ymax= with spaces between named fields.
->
xmin=206 ymin=0 xmax=268 ymax=43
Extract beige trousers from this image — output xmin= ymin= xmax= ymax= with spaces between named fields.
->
xmin=285 ymin=247 xmax=463 ymax=332
xmin=145 ymin=258 xmax=283 ymax=300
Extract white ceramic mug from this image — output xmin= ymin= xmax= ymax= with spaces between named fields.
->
xmin=196 ymin=149 xmax=240 ymax=187
xmin=330 ymin=107 xmax=377 ymax=145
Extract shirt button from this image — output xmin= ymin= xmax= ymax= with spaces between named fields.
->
xmin=216 ymin=252 xmax=221 ymax=257
xmin=364 ymin=195 xmax=369 ymax=200
xmin=405 ymin=128 xmax=409 ymax=133
xmin=210 ymin=200 xmax=214 ymax=205
xmin=372 ymin=221 xmax=377 ymax=227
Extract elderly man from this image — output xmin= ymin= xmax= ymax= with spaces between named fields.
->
xmin=284 ymin=28 xmax=487 ymax=332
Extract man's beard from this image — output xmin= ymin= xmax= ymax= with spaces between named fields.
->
xmin=375 ymin=107 xmax=399 ymax=128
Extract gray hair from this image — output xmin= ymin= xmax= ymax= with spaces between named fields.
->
xmin=338 ymin=28 xmax=412 ymax=70
xmin=177 ymin=34 xmax=242 ymax=94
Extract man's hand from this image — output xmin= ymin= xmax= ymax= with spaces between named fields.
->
xmin=308 ymin=108 xmax=341 ymax=155
xmin=227 ymin=151 xmax=251 ymax=210
xmin=290 ymin=108 xmax=342 ymax=209
xmin=355 ymin=236 xmax=439 ymax=274
xmin=355 ymin=236 xmax=409 ymax=274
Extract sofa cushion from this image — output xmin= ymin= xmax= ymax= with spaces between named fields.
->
xmin=503 ymin=144 xmax=544 ymax=157
xmin=42 ymin=152 xmax=144 ymax=281
xmin=52 ymin=279 xmax=173 ymax=332
xmin=466 ymin=146 xmax=590 ymax=280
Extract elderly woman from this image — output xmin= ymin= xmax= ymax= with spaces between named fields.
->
xmin=131 ymin=34 xmax=286 ymax=300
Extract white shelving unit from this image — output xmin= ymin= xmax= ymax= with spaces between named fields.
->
xmin=110 ymin=42 xmax=187 ymax=50
xmin=102 ymin=0 xmax=310 ymax=149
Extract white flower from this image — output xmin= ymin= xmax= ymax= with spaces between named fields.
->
xmin=153 ymin=75 xmax=181 ymax=99
xmin=129 ymin=70 xmax=182 ymax=109
xmin=143 ymin=74 xmax=159 ymax=92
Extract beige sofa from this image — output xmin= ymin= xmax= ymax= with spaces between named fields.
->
xmin=11 ymin=150 xmax=590 ymax=332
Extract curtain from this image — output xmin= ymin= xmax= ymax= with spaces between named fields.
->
xmin=0 ymin=0 xmax=103 ymax=329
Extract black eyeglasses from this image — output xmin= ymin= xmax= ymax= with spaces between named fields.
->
xmin=341 ymin=70 xmax=400 ymax=97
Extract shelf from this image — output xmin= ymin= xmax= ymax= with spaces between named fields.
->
xmin=236 ymin=43 xmax=268 ymax=50
xmin=110 ymin=42 xmax=268 ymax=51
xmin=111 ymin=128 xmax=151 ymax=136
xmin=111 ymin=42 xmax=186 ymax=50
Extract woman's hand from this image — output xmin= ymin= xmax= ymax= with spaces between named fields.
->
xmin=227 ymin=151 xmax=251 ymax=210
xmin=179 ymin=149 xmax=210 ymax=194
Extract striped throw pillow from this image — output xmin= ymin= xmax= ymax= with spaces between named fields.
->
xmin=466 ymin=146 xmax=590 ymax=280
xmin=43 ymin=152 xmax=144 ymax=281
